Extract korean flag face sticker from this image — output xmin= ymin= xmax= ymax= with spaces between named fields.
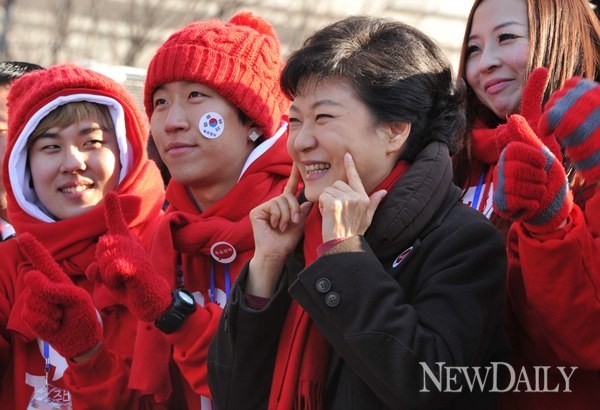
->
xmin=199 ymin=112 xmax=224 ymax=139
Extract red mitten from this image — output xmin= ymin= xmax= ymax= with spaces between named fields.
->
xmin=87 ymin=192 xmax=172 ymax=322
xmin=18 ymin=233 xmax=102 ymax=359
xmin=495 ymin=67 xmax=562 ymax=160
xmin=493 ymin=115 xmax=573 ymax=233
xmin=539 ymin=77 xmax=600 ymax=183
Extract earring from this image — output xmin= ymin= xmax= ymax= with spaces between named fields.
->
xmin=248 ymin=130 xmax=261 ymax=142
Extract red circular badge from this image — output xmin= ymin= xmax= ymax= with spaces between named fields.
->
xmin=210 ymin=241 xmax=237 ymax=264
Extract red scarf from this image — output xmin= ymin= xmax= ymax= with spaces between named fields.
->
xmin=129 ymin=135 xmax=292 ymax=403
xmin=471 ymin=122 xmax=502 ymax=166
xmin=268 ymin=160 xmax=409 ymax=410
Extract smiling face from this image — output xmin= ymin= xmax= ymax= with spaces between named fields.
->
xmin=150 ymin=81 xmax=256 ymax=209
xmin=465 ymin=0 xmax=530 ymax=119
xmin=288 ymin=76 xmax=406 ymax=202
xmin=28 ymin=116 xmax=120 ymax=220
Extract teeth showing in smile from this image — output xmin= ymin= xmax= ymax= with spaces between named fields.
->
xmin=60 ymin=185 xmax=91 ymax=193
xmin=305 ymin=163 xmax=331 ymax=175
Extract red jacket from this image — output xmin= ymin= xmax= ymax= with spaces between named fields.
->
xmin=462 ymin=136 xmax=600 ymax=409
xmin=0 ymin=65 xmax=166 ymax=409
xmin=498 ymin=182 xmax=600 ymax=410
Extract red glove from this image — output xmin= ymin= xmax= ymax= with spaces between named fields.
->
xmin=495 ymin=67 xmax=562 ymax=160
xmin=539 ymin=77 xmax=600 ymax=183
xmin=18 ymin=233 xmax=102 ymax=359
xmin=493 ymin=115 xmax=573 ymax=233
xmin=87 ymin=192 xmax=172 ymax=322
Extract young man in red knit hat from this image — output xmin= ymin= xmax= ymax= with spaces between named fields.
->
xmin=89 ymin=11 xmax=292 ymax=409
xmin=0 ymin=64 xmax=165 ymax=409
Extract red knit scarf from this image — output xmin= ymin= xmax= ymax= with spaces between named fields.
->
xmin=471 ymin=124 xmax=502 ymax=166
xmin=268 ymin=160 xmax=409 ymax=410
xmin=129 ymin=135 xmax=292 ymax=403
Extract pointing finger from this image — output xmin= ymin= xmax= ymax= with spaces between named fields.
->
xmin=103 ymin=192 xmax=130 ymax=235
xmin=18 ymin=233 xmax=70 ymax=284
xmin=283 ymin=162 xmax=302 ymax=196
xmin=344 ymin=153 xmax=366 ymax=193
xmin=520 ymin=67 xmax=549 ymax=124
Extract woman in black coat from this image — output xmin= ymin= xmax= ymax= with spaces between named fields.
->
xmin=208 ymin=16 xmax=509 ymax=409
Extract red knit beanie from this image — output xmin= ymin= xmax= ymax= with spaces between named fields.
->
xmin=144 ymin=11 xmax=290 ymax=138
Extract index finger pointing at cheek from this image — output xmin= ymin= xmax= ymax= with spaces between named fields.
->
xmin=284 ymin=162 xmax=302 ymax=195
xmin=344 ymin=153 xmax=366 ymax=193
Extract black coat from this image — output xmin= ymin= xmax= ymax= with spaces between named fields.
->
xmin=208 ymin=142 xmax=509 ymax=409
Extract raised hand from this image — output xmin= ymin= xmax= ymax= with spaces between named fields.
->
xmin=495 ymin=67 xmax=562 ymax=160
xmin=539 ymin=76 xmax=600 ymax=184
xmin=247 ymin=164 xmax=312 ymax=297
xmin=251 ymin=164 xmax=312 ymax=259
xmin=18 ymin=233 xmax=103 ymax=359
xmin=86 ymin=192 xmax=172 ymax=322
xmin=520 ymin=66 xmax=548 ymax=130
xmin=493 ymin=115 xmax=573 ymax=233
xmin=319 ymin=153 xmax=387 ymax=243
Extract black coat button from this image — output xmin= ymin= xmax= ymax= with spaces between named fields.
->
xmin=316 ymin=278 xmax=332 ymax=293
xmin=325 ymin=292 xmax=340 ymax=307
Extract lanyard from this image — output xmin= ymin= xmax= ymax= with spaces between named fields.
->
xmin=44 ymin=341 xmax=50 ymax=387
xmin=471 ymin=165 xmax=488 ymax=211
xmin=178 ymin=249 xmax=232 ymax=303
xmin=209 ymin=259 xmax=231 ymax=303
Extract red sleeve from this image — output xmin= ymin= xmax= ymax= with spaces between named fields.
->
xmin=506 ymin=185 xmax=600 ymax=366
xmin=164 ymin=303 xmax=221 ymax=399
xmin=64 ymin=343 xmax=140 ymax=409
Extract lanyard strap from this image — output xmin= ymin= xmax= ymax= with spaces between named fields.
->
xmin=471 ymin=165 xmax=488 ymax=210
xmin=209 ymin=259 xmax=231 ymax=303
xmin=44 ymin=341 xmax=50 ymax=387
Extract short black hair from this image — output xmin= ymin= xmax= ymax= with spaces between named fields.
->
xmin=281 ymin=16 xmax=465 ymax=161
xmin=0 ymin=61 xmax=44 ymax=86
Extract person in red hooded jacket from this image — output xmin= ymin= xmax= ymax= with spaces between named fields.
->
xmin=0 ymin=64 xmax=165 ymax=409
xmin=454 ymin=0 xmax=600 ymax=408
xmin=88 ymin=11 xmax=292 ymax=409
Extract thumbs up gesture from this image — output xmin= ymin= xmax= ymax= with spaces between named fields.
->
xmin=493 ymin=115 xmax=572 ymax=233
